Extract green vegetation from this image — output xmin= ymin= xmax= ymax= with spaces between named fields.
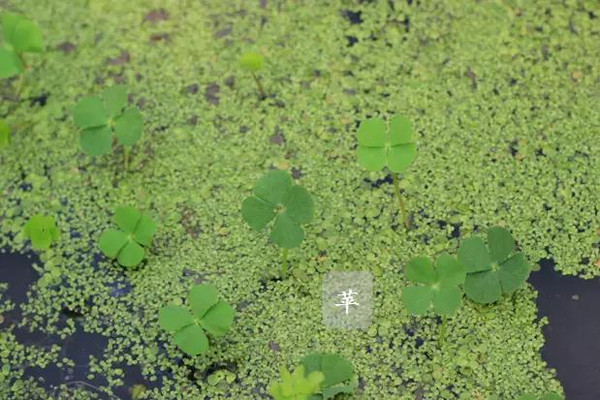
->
xmin=458 ymin=227 xmax=531 ymax=304
xmin=0 ymin=120 xmax=10 ymax=148
xmin=517 ymin=392 xmax=564 ymax=400
xmin=239 ymin=51 xmax=266 ymax=99
xmin=356 ymin=115 xmax=416 ymax=228
xmin=242 ymin=169 xmax=314 ymax=277
xmin=73 ymin=85 xmax=143 ymax=169
xmin=269 ymin=365 xmax=324 ymax=400
xmin=0 ymin=13 xmax=42 ymax=79
xmin=97 ymin=205 xmax=156 ymax=268
xmin=23 ymin=214 xmax=59 ymax=251
xmin=158 ymin=283 xmax=234 ymax=356
xmin=301 ymin=353 xmax=357 ymax=399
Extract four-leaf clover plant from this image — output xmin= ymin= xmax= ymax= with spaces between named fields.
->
xmin=401 ymin=254 xmax=465 ymax=345
xmin=158 ymin=284 xmax=235 ymax=356
xmin=268 ymin=365 xmax=324 ymax=400
xmin=356 ymin=115 xmax=417 ymax=229
xmin=458 ymin=226 xmax=531 ymax=304
xmin=301 ymin=353 xmax=357 ymax=400
xmin=242 ymin=169 xmax=314 ymax=278
xmin=98 ymin=206 xmax=156 ymax=268
xmin=23 ymin=214 xmax=59 ymax=251
xmin=0 ymin=13 xmax=42 ymax=80
xmin=73 ymin=85 xmax=143 ymax=169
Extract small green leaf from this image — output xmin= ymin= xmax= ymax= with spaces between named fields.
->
xmin=98 ymin=229 xmax=128 ymax=258
xmin=113 ymin=206 xmax=140 ymax=233
xmin=282 ymin=186 xmax=314 ymax=224
xmin=188 ymin=284 xmax=219 ymax=319
xmin=239 ymin=51 xmax=264 ymax=72
xmin=0 ymin=47 xmax=23 ymax=78
xmin=241 ymin=197 xmax=275 ymax=230
xmin=388 ymin=114 xmax=412 ymax=145
xmin=0 ymin=120 xmax=10 ymax=148
xmin=253 ymin=170 xmax=292 ymax=205
xmin=458 ymin=236 xmax=492 ymax=273
xmin=79 ymin=126 xmax=112 ymax=156
xmin=117 ymin=240 xmax=145 ymax=267
xmin=2 ymin=13 xmax=42 ymax=53
xmin=499 ymin=252 xmax=530 ymax=293
xmin=387 ymin=143 xmax=417 ymax=173
xmin=133 ymin=213 xmax=156 ymax=247
xmin=405 ymin=256 xmax=436 ymax=284
xmin=113 ymin=107 xmax=143 ymax=146
xmin=356 ymin=117 xmax=386 ymax=147
xmin=73 ymin=97 xmax=108 ymax=129
xmin=401 ymin=286 xmax=433 ymax=315
xmin=464 ymin=269 xmax=502 ymax=304
xmin=487 ymin=226 xmax=515 ymax=262
xmin=436 ymin=254 xmax=466 ymax=287
xmin=268 ymin=366 xmax=324 ymax=400
xmin=356 ymin=146 xmax=387 ymax=171
xmin=173 ymin=323 xmax=209 ymax=356
xmin=158 ymin=306 xmax=194 ymax=332
xmin=102 ymin=85 xmax=128 ymax=118
xmin=270 ymin=213 xmax=305 ymax=248
xmin=432 ymin=286 xmax=462 ymax=315
xmin=23 ymin=215 xmax=59 ymax=250
xmin=301 ymin=353 xmax=354 ymax=389
xmin=200 ymin=300 xmax=234 ymax=337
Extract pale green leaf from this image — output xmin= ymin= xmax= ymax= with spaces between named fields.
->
xmin=432 ymin=286 xmax=462 ymax=315
xmin=499 ymin=252 xmax=530 ymax=293
xmin=357 ymin=146 xmax=386 ymax=171
xmin=102 ymin=85 xmax=128 ymax=118
xmin=356 ymin=117 xmax=386 ymax=147
xmin=0 ymin=47 xmax=23 ymax=78
xmin=173 ymin=323 xmax=209 ymax=356
xmin=388 ymin=114 xmax=412 ymax=145
xmin=401 ymin=286 xmax=433 ymax=315
xmin=117 ymin=240 xmax=145 ymax=267
xmin=158 ymin=305 xmax=194 ymax=332
xmin=200 ymin=300 xmax=234 ymax=337
xmin=387 ymin=143 xmax=417 ymax=173
xmin=188 ymin=284 xmax=219 ymax=319
xmin=133 ymin=212 xmax=156 ymax=247
xmin=270 ymin=214 xmax=305 ymax=248
xmin=241 ymin=197 xmax=275 ymax=230
xmin=458 ymin=236 xmax=492 ymax=273
xmin=464 ymin=270 xmax=502 ymax=304
xmin=80 ymin=126 xmax=112 ymax=156
xmin=282 ymin=185 xmax=314 ymax=224
xmin=98 ymin=229 xmax=128 ymax=258
xmin=113 ymin=107 xmax=143 ymax=146
xmin=405 ymin=256 xmax=436 ymax=284
xmin=487 ymin=226 xmax=515 ymax=262
xmin=253 ymin=170 xmax=292 ymax=205
xmin=73 ymin=97 xmax=108 ymax=129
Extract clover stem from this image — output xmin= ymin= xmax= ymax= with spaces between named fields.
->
xmin=124 ymin=147 xmax=130 ymax=171
xmin=251 ymin=71 xmax=266 ymax=100
xmin=281 ymin=248 xmax=289 ymax=278
xmin=391 ymin=173 xmax=410 ymax=229
xmin=439 ymin=315 xmax=447 ymax=348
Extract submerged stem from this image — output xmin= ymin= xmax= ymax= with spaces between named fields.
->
xmin=391 ymin=173 xmax=410 ymax=229
xmin=281 ymin=248 xmax=289 ymax=278
xmin=251 ymin=71 xmax=266 ymax=100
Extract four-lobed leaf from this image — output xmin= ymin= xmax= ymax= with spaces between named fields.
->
xmin=23 ymin=214 xmax=59 ymax=251
xmin=158 ymin=284 xmax=234 ymax=356
xmin=401 ymin=254 xmax=466 ymax=316
xmin=356 ymin=115 xmax=417 ymax=173
xmin=268 ymin=365 xmax=324 ymax=400
xmin=242 ymin=170 xmax=314 ymax=249
xmin=458 ymin=227 xmax=531 ymax=304
xmin=301 ymin=353 xmax=357 ymax=400
xmin=73 ymin=85 xmax=143 ymax=156
xmin=98 ymin=206 xmax=156 ymax=268
xmin=0 ymin=13 xmax=42 ymax=78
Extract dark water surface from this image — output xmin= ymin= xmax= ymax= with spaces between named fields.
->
xmin=1 ymin=251 xmax=599 ymax=399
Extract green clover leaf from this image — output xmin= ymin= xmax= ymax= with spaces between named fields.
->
xmin=73 ymin=85 xmax=143 ymax=156
xmin=356 ymin=115 xmax=417 ymax=173
xmin=0 ymin=13 xmax=42 ymax=79
xmin=301 ymin=353 xmax=357 ymax=400
xmin=241 ymin=170 xmax=314 ymax=249
xmin=98 ymin=206 xmax=156 ymax=268
xmin=23 ymin=214 xmax=59 ymax=251
xmin=158 ymin=284 xmax=234 ymax=356
xmin=458 ymin=226 xmax=531 ymax=304
xmin=517 ymin=392 xmax=563 ymax=400
xmin=268 ymin=365 xmax=325 ymax=400
xmin=401 ymin=254 xmax=466 ymax=316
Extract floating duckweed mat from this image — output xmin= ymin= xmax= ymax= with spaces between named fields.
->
xmin=1 ymin=0 xmax=598 ymax=399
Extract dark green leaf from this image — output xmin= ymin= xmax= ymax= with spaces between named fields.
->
xmin=133 ymin=212 xmax=156 ymax=247
xmin=200 ymin=300 xmax=234 ymax=337
xmin=188 ymin=284 xmax=219 ymax=319
xmin=405 ymin=256 xmax=436 ymax=284
xmin=113 ymin=107 xmax=143 ymax=146
xmin=401 ymin=286 xmax=433 ymax=315
xmin=73 ymin=97 xmax=108 ymax=129
xmin=253 ymin=170 xmax=292 ymax=205
xmin=302 ymin=353 xmax=354 ymax=389
xmin=464 ymin=270 xmax=502 ymax=304
xmin=80 ymin=126 xmax=112 ymax=156
xmin=102 ymin=85 xmax=128 ymax=118
xmin=499 ymin=252 xmax=530 ymax=293
xmin=432 ymin=286 xmax=462 ymax=315
xmin=270 ymin=214 xmax=305 ymax=248
xmin=158 ymin=305 xmax=194 ymax=332
xmin=113 ymin=206 xmax=140 ymax=233
xmin=173 ymin=323 xmax=209 ymax=356
xmin=117 ymin=240 xmax=145 ymax=267
xmin=435 ymin=254 xmax=466 ymax=287
xmin=487 ymin=226 xmax=515 ymax=262
xmin=282 ymin=185 xmax=314 ymax=224
xmin=98 ymin=229 xmax=128 ymax=258
xmin=241 ymin=197 xmax=275 ymax=230
xmin=458 ymin=236 xmax=492 ymax=273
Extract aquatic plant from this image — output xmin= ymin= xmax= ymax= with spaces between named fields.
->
xmin=458 ymin=226 xmax=531 ymax=304
xmin=0 ymin=13 xmax=42 ymax=79
xmin=300 ymin=353 xmax=357 ymax=399
xmin=158 ymin=283 xmax=235 ymax=356
xmin=241 ymin=169 xmax=314 ymax=277
xmin=239 ymin=51 xmax=266 ymax=100
xmin=98 ymin=205 xmax=156 ymax=268
xmin=517 ymin=392 xmax=563 ymax=400
xmin=268 ymin=365 xmax=324 ymax=400
xmin=23 ymin=214 xmax=59 ymax=251
xmin=356 ymin=115 xmax=417 ymax=228
xmin=72 ymin=85 xmax=143 ymax=169
xmin=0 ymin=120 xmax=9 ymax=148
xmin=401 ymin=254 xmax=465 ymax=345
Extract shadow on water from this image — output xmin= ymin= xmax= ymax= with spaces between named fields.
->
xmin=530 ymin=258 xmax=600 ymax=400
xmin=0 ymin=251 xmax=155 ymax=399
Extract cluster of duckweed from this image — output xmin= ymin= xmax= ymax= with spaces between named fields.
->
xmin=1 ymin=0 xmax=597 ymax=398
